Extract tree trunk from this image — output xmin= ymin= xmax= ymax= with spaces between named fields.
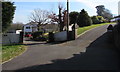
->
xmin=59 ymin=8 xmax=63 ymax=32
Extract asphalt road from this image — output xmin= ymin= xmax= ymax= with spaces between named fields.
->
xmin=2 ymin=24 xmax=120 ymax=71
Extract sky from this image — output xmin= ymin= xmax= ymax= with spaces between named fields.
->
xmin=10 ymin=0 xmax=120 ymax=24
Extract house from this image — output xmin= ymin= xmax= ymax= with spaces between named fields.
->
xmin=42 ymin=23 xmax=59 ymax=32
xmin=23 ymin=21 xmax=60 ymax=35
xmin=23 ymin=22 xmax=38 ymax=35
xmin=111 ymin=15 xmax=120 ymax=22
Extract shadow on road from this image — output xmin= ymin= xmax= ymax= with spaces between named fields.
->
xmin=15 ymin=32 xmax=120 ymax=71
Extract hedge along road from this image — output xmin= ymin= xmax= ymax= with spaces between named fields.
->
xmin=2 ymin=23 xmax=119 ymax=70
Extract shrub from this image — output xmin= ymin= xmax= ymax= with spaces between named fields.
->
xmin=77 ymin=9 xmax=92 ymax=27
xmin=32 ymin=31 xmax=43 ymax=39
xmin=31 ymin=31 xmax=49 ymax=41
xmin=48 ymin=32 xmax=54 ymax=42
xmin=97 ymin=16 xmax=106 ymax=23
xmin=91 ymin=16 xmax=107 ymax=24
xmin=69 ymin=11 xmax=79 ymax=25
xmin=91 ymin=16 xmax=100 ymax=24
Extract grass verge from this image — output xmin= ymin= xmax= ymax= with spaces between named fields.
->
xmin=1 ymin=44 xmax=26 ymax=63
xmin=77 ymin=23 xmax=115 ymax=35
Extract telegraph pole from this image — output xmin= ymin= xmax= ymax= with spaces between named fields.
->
xmin=67 ymin=0 xmax=69 ymax=40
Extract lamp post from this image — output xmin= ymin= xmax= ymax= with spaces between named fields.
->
xmin=67 ymin=0 xmax=69 ymax=40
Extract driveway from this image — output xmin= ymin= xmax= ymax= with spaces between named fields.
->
xmin=2 ymin=24 xmax=120 ymax=71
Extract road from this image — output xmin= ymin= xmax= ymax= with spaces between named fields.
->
xmin=2 ymin=24 xmax=120 ymax=71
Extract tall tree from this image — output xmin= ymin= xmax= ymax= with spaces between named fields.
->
xmin=2 ymin=2 xmax=16 ymax=32
xmin=29 ymin=9 xmax=50 ymax=31
xmin=77 ymin=9 xmax=92 ymax=27
xmin=96 ymin=5 xmax=113 ymax=20
xmin=69 ymin=11 xmax=79 ymax=25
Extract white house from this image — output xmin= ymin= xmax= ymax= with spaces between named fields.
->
xmin=23 ymin=22 xmax=38 ymax=35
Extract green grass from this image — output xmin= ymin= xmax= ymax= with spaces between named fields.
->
xmin=1 ymin=44 xmax=26 ymax=63
xmin=77 ymin=23 xmax=115 ymax=35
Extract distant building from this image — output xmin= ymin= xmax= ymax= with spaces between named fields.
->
xmin=23 ymin=21 xmax=59 ymax=35
xmin=111 ymin=15 xmax=120 ymax=22
xmin=42 ymin=23 xmax=59 ymax=32
xmin=23 ymin=22 xmax=38 ymax=35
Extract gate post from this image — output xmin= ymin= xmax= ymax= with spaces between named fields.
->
xmin=19 ymin=32 xmax=23 ymax=43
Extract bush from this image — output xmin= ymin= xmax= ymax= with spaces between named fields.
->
xmin=91 ymin=16 xmax=107 ymax=24
xmin=31 ymin=31 xmax=49 ymax=41
xmin=97 ymin=16 xmax=106 ymax=23
xmin=77 ymin=9 xmax=92 ymax=27
xmin=48 ymin=32 xmax=54 ymax=42
xmin=69 ymin=11 xmax=79 ymax=25
xmin=91 ymin=16 xmax=100 ymax=24
xmin=32 ymin=31 xmax=43 ymax=39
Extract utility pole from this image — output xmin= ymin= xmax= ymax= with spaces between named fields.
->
xmin=67 ymin=0 xmax=69 ymax=40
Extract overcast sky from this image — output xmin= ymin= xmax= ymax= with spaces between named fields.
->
xmin=11 ymin=0 xmax=119 ymax=24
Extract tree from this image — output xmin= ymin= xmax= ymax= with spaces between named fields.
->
xmin=0 ymin=2 xmax=2 ymax=33
xmin=91 ymin=16 xmax=100 ymax=24
xmin=77 ymin=9 xmax=92 ymax=27
xmin=69 ymin=11 xmax=79 ymax=25
xmin=48 ymin=3 xmax=68 ymax=31
xmin=97 ymin=16 xmax=106 ymax=23
xmin=9 ymin=22 xmax=24 ymax=30
xmin=29 ymin=9 xmax=50 ymax=31
xmin=91 ymin=16 xmax=106 ymax=24
xmin=58 ymin=3 xmax=64 ymax=31
xmin=2 ymin=2 xmax=16 ymax=32
xmin=96 ymin=5 xmax=113 ymax=20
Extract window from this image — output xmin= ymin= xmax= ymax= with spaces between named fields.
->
xmin=26 ymin=27 xmax=30 ymax=29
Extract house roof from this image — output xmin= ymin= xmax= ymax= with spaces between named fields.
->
xmin=42 ymin=24 xmax=59 ymax=29
xmin=114 ymin=15 xmax=120 ymax=18
xmin=24 ymin=22 xmax=38 ymax=27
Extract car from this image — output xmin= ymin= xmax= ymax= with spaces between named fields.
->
xmin=24 ymin=34 xmax=32 ymax=37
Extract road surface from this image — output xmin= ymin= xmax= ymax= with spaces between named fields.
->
xmin=2 ymin=24 xmax=120 ymax=71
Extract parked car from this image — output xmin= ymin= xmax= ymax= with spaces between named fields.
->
xmin=24 ymin=33 xmax=32 ymax=37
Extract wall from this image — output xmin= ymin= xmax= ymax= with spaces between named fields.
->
xmin=54 ymin=31 xmax=67 ymax=42
xmin=113 ymin=24 xmax=120 ymax=49
xmin=2 ymin=33 xmax=20 ymax=44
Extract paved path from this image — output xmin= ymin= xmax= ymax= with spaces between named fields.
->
xmin=2 ymin=24 xmax=120 ymax=71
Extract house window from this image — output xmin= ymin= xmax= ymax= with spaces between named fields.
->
xmin=26 ymin=27 xmax=30 ymax=29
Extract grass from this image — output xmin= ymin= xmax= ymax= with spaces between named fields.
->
xmin=77 ymin=23 xmax=115 ymax=35
xmin=1 ymin=44 xmax=26 ymax=63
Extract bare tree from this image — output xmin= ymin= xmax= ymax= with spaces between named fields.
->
xmin=29 ymin=9 xmax=50 ymax=31
xmin=48 ymin=3 xmax=68 ymax=32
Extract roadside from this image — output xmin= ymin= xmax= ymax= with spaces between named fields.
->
xmin=2 ymin=44 xmax=27 ymax=64
xmin=2 ymin=24 xmax=119 ymax=70
xmin=1 ymin=23 xmax=115 ymax=64
xmin=77 ymin=22 xmax=115 ymax=36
